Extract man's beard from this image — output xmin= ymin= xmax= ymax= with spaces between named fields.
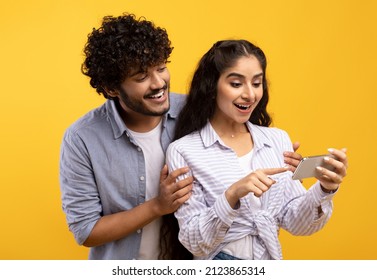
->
xmin=118 ymin=84 xmax=170 ymax=116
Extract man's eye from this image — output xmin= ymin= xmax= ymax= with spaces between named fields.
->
xmin=158 ymin=66 xmax=167 ymax=72
xmin=136 ymin=75 xmax=148 ymax=82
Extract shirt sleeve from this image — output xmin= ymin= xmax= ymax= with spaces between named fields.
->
xmin=59 ymin=129 xmax=102 ymax=245
xmin=276 ymin=129 xmax=335 ymax=236
xmin=166 ymin=143 xmax=238 ymax=257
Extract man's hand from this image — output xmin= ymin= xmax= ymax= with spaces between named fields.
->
xmin=283 ymin=141 xmax=303 ymax=172
xmin=155 ymin=165 xmax=193 ymax=216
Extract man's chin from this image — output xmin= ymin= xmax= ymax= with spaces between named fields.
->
xmin=147 ymin=94 xmax=170 ymax=116
xmin=146 ymin=106 xmax=170 ymax=117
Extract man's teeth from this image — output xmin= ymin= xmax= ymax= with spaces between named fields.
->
xmin=149 ymin=91 xmax=164 ymax=99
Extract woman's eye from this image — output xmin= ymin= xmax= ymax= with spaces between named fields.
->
xmin=230 ymin=82 xmax=242 ymax=87
xmin=253 ymin=81 xmax=262 ymax=87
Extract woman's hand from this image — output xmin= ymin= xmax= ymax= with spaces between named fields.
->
xmin=315 ymin=148 xmax=348 ymax=192
xmin=225 ymin=167 xmax=288 ymax=208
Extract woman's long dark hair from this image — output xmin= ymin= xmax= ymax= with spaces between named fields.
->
xmin=159 ymin=213 xmax=193 ymax=259
xmin=175 ymin=39 xmax=271 ymax=141
xmin=159 ymin=40 xmax=272 ymax=259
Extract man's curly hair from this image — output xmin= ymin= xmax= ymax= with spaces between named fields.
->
xmin=81 ymin=13 xmax=173 ymax=99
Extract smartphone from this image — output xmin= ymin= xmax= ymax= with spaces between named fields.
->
xmin=292 ymin=154 xmax=336 ymax=180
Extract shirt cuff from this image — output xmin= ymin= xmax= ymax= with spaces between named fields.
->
xmin=71 ymin=219 xmax=98 ymax=245
xmin=213 ymin=191 xmax=238 ymax=227
xmin=311 ymin=181 xmax=337 ymax=205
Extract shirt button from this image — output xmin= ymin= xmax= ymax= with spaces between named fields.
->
xmin=137 ymin=147 xmax=142 ymax=152
xmin=137 ymin=229 xmax=141 ymax=234
xmin=140 ymin=176 xmax=145 ymax=181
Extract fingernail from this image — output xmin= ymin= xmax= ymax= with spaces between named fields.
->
xmin=324 ymin=156 xmax=330 ymax=161
xmin=270 ymin=178 xmax=277 ymax=184
xmin=328 ymin=148 xmax=334 ymax=153
xmin=316 ymin=166 xmax=323 ymax=171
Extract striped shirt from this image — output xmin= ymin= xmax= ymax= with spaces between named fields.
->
xmin=166 ymin=121 xmax=336 ymax=260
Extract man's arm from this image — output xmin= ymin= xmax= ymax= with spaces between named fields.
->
xmin=83 ymin=165 xmax=193 ymax=247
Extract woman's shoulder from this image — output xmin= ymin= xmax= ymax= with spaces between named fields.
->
xmin=252 ymin=124 xmax=289 ymax=138
xmin=249 ymin=123 xmax=292 ymax=150
xmin=171 ymin=131 xmax=201 ymax=145
xmin=167 ymin=131 xmax=202 ymax=152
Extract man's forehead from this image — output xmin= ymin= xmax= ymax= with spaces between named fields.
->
xmin=128 ymin=66 xmax=145 ymax=77
xmin=128 ymin=61 xmax=166 ymax=77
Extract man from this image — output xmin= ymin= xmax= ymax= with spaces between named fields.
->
xmin=59 ymin=13 xmax=302 ymax=260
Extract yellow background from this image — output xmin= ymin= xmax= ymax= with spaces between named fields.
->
xmin=1 ymin=0 xmax=376 ymax=260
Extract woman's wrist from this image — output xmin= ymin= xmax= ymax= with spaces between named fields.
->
xmin=225 ymin=187 xmax=240 ymax=209
xmin=320 ymin=184 xmax=338 ymax=194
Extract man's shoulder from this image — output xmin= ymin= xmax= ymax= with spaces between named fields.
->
xmin=170 ymin=92 xmax=187 ymax=102
xmin=65 ymin=102 xmax=108 ymax=135
xmin=168 ymin=92 xmax=187 ymax=117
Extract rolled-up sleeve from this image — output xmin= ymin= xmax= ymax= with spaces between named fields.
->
xmin=59 ymin=129 xmax=102 ymax=245
xmin=279 ymin=179 xmax=335 ymax=236
xmin=275 ymin=130 xmax=335 ymax=236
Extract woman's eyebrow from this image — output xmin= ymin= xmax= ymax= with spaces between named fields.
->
xmin=225 ymin=72 xmax=263 ymax=79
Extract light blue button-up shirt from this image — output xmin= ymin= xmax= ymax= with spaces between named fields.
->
xmin=59 ymin=93 xmax=186 ymax=259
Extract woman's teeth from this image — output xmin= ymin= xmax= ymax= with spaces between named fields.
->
xmin=235 ymin=104 xmax=251 ymax=110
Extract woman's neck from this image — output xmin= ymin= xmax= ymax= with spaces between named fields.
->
xmin=210 ymin=119 xmax=253 ymax=157
xmin=210 ymin=118 xmax=248 ymax=138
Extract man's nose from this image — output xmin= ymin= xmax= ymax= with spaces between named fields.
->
xmin=150 ymin=73 xmax=165 ymax=89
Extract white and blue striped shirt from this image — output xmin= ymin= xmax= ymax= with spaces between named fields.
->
xmin=166 ymin=121 xmax=335 ymax=260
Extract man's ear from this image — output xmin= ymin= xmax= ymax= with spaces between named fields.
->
xmin=105 ymin=88 xmax=119 ymax=98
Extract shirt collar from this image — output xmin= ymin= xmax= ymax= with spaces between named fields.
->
xmin=200 ymin=121 xmax=274 ymax=151
xmin=245 ymin=122 xmax=274 ymax=152
xmin=106 ymin=99 xmax=127 ymax=139
xmin=200 ymin=121 xmax=221 ymax=147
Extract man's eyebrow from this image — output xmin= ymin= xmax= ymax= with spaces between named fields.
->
xmin=226 ymin=72 xmax=263 ymax=79
xmin=129 ymin=68 xmax=146 ymax=77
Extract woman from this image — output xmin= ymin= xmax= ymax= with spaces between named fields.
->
xmin=165 ymin=40 xmax=348 ymax=260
